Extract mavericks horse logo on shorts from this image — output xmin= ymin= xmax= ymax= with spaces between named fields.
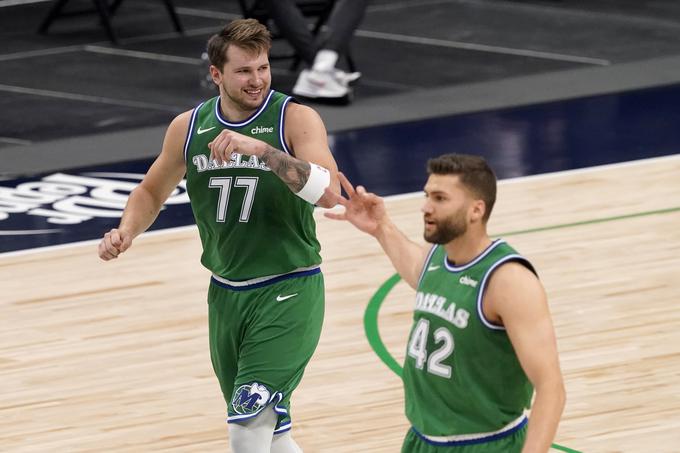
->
xmin=231 ymin=382 xmax=271 ymax=415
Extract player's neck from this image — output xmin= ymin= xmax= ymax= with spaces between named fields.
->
xmin=443 ymin=229 xmax=492 ymax=267
xmin=218 ymin=95 xmax=259 ymax=123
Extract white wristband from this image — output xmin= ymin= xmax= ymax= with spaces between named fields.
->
xmin=296 ymin=163 xmax=331 ymax=204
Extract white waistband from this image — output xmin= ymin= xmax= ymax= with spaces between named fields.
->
xmin=418 ymin=413 xmax=527 ymax=443
xmin=211 ymin=265 xmax=320 ymax=287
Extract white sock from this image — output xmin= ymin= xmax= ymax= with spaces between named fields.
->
xmin=271 ymin=431 xmax=303 ymax=453
xmin=229 ymin=408 xmax=277 ymax=453
xmin=312 ymin=49 xmax=339 ymax=73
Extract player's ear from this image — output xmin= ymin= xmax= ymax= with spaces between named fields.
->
xmin=470 ymin=199 xmax=485 ymax=223
xmin=210 ymin=65 xmax=222 ymax=84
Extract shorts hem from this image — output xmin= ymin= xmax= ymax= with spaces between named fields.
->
xmin=412 ymin=416 xmax=528 ymax=446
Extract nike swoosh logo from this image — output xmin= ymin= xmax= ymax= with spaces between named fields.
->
xmin=276 ymin=293 xmax=298 ymax=302
xmin=427 ymin=265 xmax=441 ymax=271
xmin=197 ymin=126 xmax=216 ymax=135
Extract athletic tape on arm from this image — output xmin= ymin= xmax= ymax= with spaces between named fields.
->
xmin=296 ymin=163 xmax=331 ymax=204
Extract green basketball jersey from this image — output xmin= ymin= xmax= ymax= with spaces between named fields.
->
xmin=183 ymin=91 xmax=321 ymax=281
xmin=403 ymin=239 xmax=535 ymax=437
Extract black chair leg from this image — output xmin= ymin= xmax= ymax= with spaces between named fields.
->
xmin=109 ymin=0 xmax=124 ymax=15
xmin=38 ymin=0 xmax=70 ymax=34
xmin=92 ymin=0 xmax=118 ymax=44
xmin=37 ymin=0 xmax=182 ymax=44
xmin=162 ymin=0 xmax=184 ymax=33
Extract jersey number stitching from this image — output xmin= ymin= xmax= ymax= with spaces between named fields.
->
xmin=209 ymin=176 xmax=259 ymax=223
xmin=407 ymin=318 xmax=454 ymax=378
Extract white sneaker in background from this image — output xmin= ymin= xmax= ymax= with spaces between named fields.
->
xmin=334 ymin=69 xmax=361 ymax=85
xmin=293 ymin=69 xmax=352 ymax=99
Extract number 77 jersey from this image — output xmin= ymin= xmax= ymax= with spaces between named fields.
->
xmin=183 ymin=92 xmax=321 ymax=281
xmin=403 ymin=239 xmax=535 ymax=439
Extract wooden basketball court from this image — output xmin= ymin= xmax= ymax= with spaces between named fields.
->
xmin=2 ymin=155 xmax=679 ymax=452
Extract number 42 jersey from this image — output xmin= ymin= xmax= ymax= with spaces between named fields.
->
xmin=403 ymin=239 xmax=535 ymax=439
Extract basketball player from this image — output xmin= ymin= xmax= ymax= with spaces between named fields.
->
xmin=325 ymin=154 xmax=565 ymax=452
xmin=98 ymin=19 xmax=339 ymax=453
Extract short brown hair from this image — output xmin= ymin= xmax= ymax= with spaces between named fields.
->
xmin=206 ymin=19 xmax=272 ymax=70
xmin=427 ymin=153 xmax=497 ymax=222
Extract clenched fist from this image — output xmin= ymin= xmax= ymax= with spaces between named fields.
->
xmin=98 ymin=228 xmax=132 ymax=261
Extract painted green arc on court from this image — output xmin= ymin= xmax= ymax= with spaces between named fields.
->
xmin=363 ymin=205 xmax=680 ymax=453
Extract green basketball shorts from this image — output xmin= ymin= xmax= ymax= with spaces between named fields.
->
xmin=208 ymin=270 xmax=325 ymax=434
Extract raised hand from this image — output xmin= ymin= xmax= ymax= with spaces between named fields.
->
xmin=323 ymin=172 xmax=386 ymax=236
xmin=208 ymin=129 xmax=266 ymax=164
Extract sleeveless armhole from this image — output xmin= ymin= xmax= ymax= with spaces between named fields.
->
xmin=183 ymin=102 xmax=204 ymax=163
xmin=476 ymin=256 xmax=536 ymax=331
xmin=279 ymin=96 xmax=297 ymax=156
xmin=416 ymin=244 xmax=438 ymax=287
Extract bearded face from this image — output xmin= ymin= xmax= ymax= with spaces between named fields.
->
xmin=423 ymin=204 xmax=468 ymax=244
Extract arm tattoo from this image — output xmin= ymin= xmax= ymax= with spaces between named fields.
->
xmin=260 ymin=145 xmax=311 ymax=192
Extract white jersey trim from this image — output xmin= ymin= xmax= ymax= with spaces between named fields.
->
xmin=214 ymin=90 xmax=275 ymax=127
xmin=416 ymin=244 xmax=438 ymax=287
xmin=476 ymin=254 xmax=528 ymax=330
xmin=212 ymin=264 xmax=320 ymax=287
xmin=183 ymin=101 xmax=204 ymax=162
xmin=279 ymin=95 xmax=293 ymax=155
xmin=417 ymin=413 xmax=527 ymax=443
xmin=443 ymin=239 xmax=505 ymax=272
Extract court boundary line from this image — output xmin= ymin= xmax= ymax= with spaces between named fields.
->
xmin=457 ymin=0 xmax=680 ymax=31
xmin=341 ymin=153 xmax=680 ymax=202
xmin=0 ymin=0 xmax=51 ymax=7
xmin=1 ymin=154 xmax=678 ymax=259
xmin=0 ymin=83 xmax=185 ymax=111
xmin=355 ymin=30 xmax=610 ymax=66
